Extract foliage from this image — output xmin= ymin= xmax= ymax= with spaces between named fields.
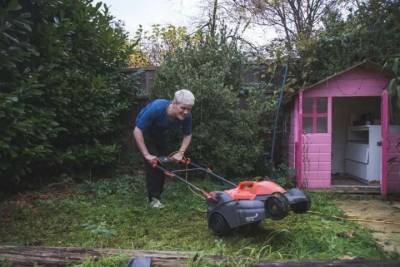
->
xmin=0 ymin=260 xmax=12 ymax=267
xmin=303 ymin=0 xmax=400 ymax=84
xmin=386 ymin=54 xmax=400 ymax=123
xmin=0 ymin=175 xmax=397 ymax=264
xmin=0 ymin=0 xmax=137 ymax=190
xmin=152 ymin=27 xmax=273 ymax=177
xmin=267 ymin=163 xmax=296 ymax=188
xmin=229 ymin=0 xmax=346 ymax=54
xmin=131 ymin=24 xmax=192 ymax=67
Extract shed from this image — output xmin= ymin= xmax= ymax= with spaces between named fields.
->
xmin=286 ymin=60 xmax=400 ymax=197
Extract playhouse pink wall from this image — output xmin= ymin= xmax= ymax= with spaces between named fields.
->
xmin=289 ymin=65 xmax=396 ymax=192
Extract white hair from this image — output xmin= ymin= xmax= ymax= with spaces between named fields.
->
xmin=174 ymin=89 xmax=195 ymax=106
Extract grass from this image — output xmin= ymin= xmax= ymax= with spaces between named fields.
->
xmin=0 ymin=174 xmax=399 ymax=266
xmin=72 ymin=254 xmax=130 ymax=267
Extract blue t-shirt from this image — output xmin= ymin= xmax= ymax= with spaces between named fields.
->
xmin=135 ymin=99 xmax=192 ymax=138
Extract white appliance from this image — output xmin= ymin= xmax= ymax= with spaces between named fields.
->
xmin=345 ymin=125 xmax=381 ymax=183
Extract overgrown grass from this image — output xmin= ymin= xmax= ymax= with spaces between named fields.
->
xmin=0 ymin=174 xmax=398 ymax=266
xmin=72 ymin=254 xmax=130 ymax=267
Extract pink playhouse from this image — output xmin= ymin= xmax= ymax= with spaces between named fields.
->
xmin=286 ymin=60 xmax=400 ymax=197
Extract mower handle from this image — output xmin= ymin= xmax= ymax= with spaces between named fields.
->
xmin=152 ymin=156 xmax=237 ymax=188
xmin=151 ymin=158 xmax=215 ymax=200
xmin=156 ymin=156 xmax=191 ymax=165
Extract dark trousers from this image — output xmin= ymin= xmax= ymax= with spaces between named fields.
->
xmin=144 ymin=135 xmax=167 ymax=202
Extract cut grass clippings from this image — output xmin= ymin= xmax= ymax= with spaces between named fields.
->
xmin=0 ymin=174 xmax=399 ymax=266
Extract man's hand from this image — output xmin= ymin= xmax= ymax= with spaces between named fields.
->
xmin=170 ymin=151 xmax=184 ymax=162
xmin=144 ymin=154 xmax=158 ymax=165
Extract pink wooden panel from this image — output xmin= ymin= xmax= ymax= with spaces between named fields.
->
xmin=302 ymin=171 xmax=331 ymax=179
xmin=303 ymin=134 xmax=331 ymax=143
xmin=381 ymin=90 xmax=389 ymax=197
xmin=301 ymin=134 xmax=332 ymax=188
xmin=302 ymin=153 xmax=331 ymax=162
xmin=387 ymin=134 xmax=400 ymax=193
xmin=299 ymin=97 xmax=332 ymax=189
xmin=304 ymin=162 xmax=331 ymax=171
xmin=302 ymin=144 xmax=330 ymax=153
xmin=303 ymin=69 xmax=388 ymax=98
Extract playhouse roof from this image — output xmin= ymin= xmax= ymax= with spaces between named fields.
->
xmin=285 ymin=60 xmax=393 ymax=103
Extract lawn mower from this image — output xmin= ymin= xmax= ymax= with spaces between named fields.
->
xmin=153 ymin=157 xmax=311 ymax=235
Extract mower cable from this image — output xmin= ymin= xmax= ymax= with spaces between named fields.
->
xmin=168 ymin=151 xmax=206 ymax=200
xmin=185 ymin=167 xmax=207 ymax=200
xmin=307 ymin=210 xmax=400 ymax=225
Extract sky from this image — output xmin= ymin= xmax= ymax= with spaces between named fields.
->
xmin=93 ymin=0 xmax=276 ymax=46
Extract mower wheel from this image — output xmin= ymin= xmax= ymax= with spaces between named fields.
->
xmin=265 ymin=192 xmax=289 ymax=220
xmin=291 ymin=195 xmax=311 ymax=214
xmin=208 ymin=213 xmax=231 ymax=236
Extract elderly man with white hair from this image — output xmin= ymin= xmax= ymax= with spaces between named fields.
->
xmin=133 ymin=89 xmax=195 ymax=208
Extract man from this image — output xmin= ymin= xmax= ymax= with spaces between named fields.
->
xmin=133 ymin=89 xmax=195 ymax=208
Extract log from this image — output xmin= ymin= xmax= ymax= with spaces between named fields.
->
xmin=0 ymin=246 xmax=199 ymax=267
xmin=0 ymin=246 xmax=399 ymax=267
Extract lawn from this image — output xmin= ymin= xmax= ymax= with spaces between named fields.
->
xmin=0 ymin=174 xmax=399 ymax=266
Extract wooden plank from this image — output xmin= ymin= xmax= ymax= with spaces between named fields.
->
xmin=0 ymin=246 xmax=399 ymax=267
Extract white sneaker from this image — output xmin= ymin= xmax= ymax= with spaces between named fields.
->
xmin=149 ymin=197 xmax=164 ymax=209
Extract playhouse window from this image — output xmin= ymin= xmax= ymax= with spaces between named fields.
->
xmin=303 ymin=97 xmax=327 ymax=133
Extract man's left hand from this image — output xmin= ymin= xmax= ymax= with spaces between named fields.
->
xmin=170 ymin=151 xmax=184 ymax=162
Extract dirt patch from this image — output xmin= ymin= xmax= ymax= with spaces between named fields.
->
xmin=335 ymin=199 xmax=400 ymax=254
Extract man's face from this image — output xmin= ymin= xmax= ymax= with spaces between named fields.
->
xmin=173 ymin=103 xmax=192 ymax=120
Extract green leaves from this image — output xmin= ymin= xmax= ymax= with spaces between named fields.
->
xmin=153 ymin=31 xmax=270 ymax=177
xmin=0 ymin=0 xmax=138 ymax=190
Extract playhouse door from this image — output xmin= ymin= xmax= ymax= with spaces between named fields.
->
xmin=381 ymin=90 xmax=400 ymax=197
xmin=300 ymin=96 xmax=332 ymax=188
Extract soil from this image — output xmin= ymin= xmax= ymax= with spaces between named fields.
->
xmin=335 ymin=198 xmax=400 ymax=254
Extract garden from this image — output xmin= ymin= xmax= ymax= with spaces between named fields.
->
xmin=1 ymin=0 xmax=400 ymax=266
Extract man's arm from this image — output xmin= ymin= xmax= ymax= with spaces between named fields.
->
xmin=171 ymin=134 xmax=192 ymax=161
xmin=133 ymin=127 xmax=157 ymax=163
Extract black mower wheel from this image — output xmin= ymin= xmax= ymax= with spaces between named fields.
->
xmin=291 ymin=195 xmax=311 ymax=214
xmin=208 ymin=213 xmax=231 ymax=236
xmin=265 ymin=192 xmax=289 ymax=220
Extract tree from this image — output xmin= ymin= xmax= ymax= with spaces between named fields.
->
xmin=305 ymin=0 xmax=400 ymax=83
xmin=132 ymin=24 xmax=191 ymax=66
xmin=229 ymin=0 xmax=345 ymax=54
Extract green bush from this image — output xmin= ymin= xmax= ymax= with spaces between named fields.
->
xmin=153 ymin=30 xmax=274 ymax=177
xmin=0 ymin=0 xmax=137 ymax=190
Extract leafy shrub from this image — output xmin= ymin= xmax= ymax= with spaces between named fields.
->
xmin=0 ymin=0 xmax=137 ymax=190
xmin=153 ymin=30 xmax=274 ymax=177
xmin=267 ymin=163 xmax=296 ymax=188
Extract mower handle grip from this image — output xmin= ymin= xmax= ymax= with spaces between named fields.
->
xmin=151 ymin=156 xmax=191 ymax=167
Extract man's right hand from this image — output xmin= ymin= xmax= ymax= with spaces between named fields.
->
xmin=144 ymin=154 xmax=158 ymax=165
